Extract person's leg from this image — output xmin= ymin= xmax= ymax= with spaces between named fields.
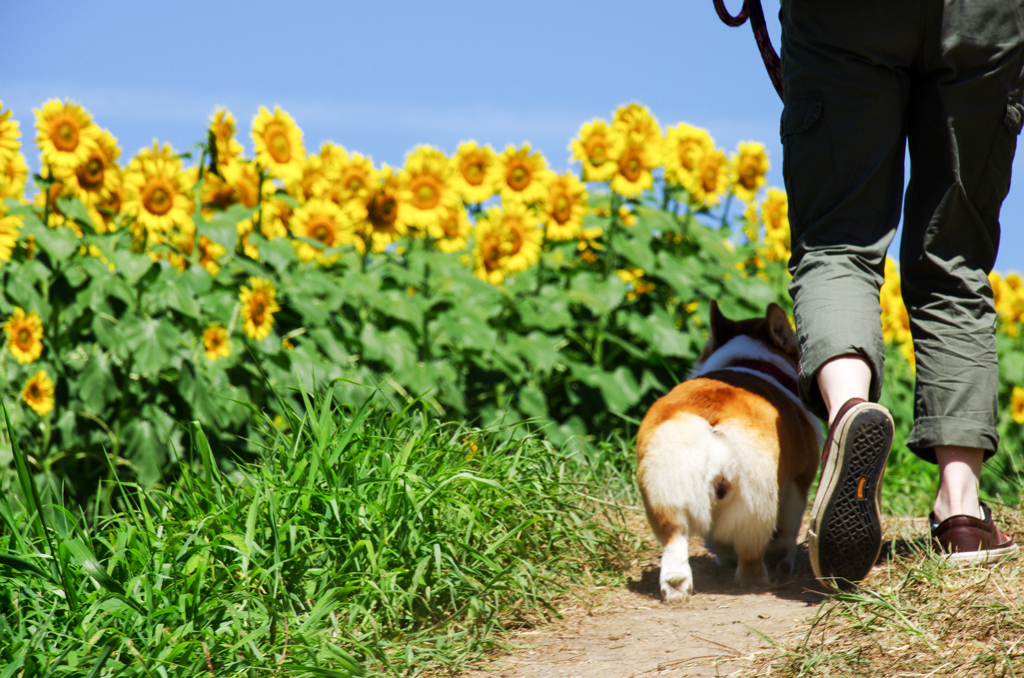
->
xmin=781 ymin=0 xmax=914 ymax=583
xmin=899 ymin=1 xmax=1024 ymax=559
xmin=817 ymin=355 xmax=871 ymax=425
xmin=934 ymin=447 xmax=984 ymax=521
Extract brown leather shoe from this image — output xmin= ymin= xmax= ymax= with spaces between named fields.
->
xmin=930 ymin=504 xmax=1019 ymax=564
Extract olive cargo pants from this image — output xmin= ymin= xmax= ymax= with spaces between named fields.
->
xmin=781 ymin=0 xmax=1024 ymax=462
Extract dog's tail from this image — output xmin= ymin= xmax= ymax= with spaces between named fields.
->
xmin=638 ymin=413 xmax=733 ymax=541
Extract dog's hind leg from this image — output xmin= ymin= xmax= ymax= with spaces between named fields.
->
xmin=659 ymin=529 xmax=693 ymax=602
xmin=766 ymin=480 xmax=807 ymax=575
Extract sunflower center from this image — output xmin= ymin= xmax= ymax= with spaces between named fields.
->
xmin=17 ymin=328 xmax=31 ymax=347
xmin=267 ymin=129 xmax=291 ymax=164
xmin=620 ymin=152 xmax=643 ymax=182
xmin=588 ymin=140 xmax=607 ymax=164
xmin=369 ymin=192 xmax=398 ymax=229
xmin=679 ymin=142 xmax=699 ymax=170
xmin=703 ymin=167 xmax=718 ymax=191
xmin=464 ymin=161 xmax=484 ymax=184
xmin=311 ymin=223 xmax=331 ymax=244
xmin=347 ymin=176 xmax=365 ymax=193
xmin=413 ymin=180 xmax=439 ymax=210
xmin=252 ymin=301 xmax=266 ymax=325
xmin=443 ymin=216 xmax=459 ymax=238
xmin=553 ymin=195 xmax=571 ymax=224
xmin=28 ymin=384 xmax=40 ymax=400
xmin=508 ymin=165 xmax=531 ymax=191
xmin=77 ymin=156 xmax=105 ymax=189
xmin=145 ymin=185 xmax=173 ymax=216
xmin=54 ymin=121 xmax=79 ymax=151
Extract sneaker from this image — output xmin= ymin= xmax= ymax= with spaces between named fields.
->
xmin=930 ymin=504 xmax=1019 ymax=564
xmin=807 ymin=397 xmax=894 ymax=585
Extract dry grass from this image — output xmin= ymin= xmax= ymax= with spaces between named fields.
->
xmin=752 ymin=504 xmax=1024 ymax=677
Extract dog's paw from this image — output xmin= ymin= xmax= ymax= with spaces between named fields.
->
xmin=736 ymin=558 xmax=769 ymax=588
xmin=660 ymin=566 xmax=694 ymax=603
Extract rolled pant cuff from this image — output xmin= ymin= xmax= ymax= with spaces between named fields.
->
xmin=906 ymin=416 xmax=999 ymax=464
xmin=797 ymin=338 xmax=884 ymax=422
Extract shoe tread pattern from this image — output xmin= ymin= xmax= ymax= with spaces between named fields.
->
xmin=817 ymin=409 xmax=893 ymax=584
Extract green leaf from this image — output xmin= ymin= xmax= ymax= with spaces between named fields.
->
xmin=60 ymin=537 xmax=125 ymax=596
xmin=258 ymin=235 xmax=298 ymax=271
xmin=123 ymin=316 xmax=180 ymax=375
xmin=121 ymin=417 xmax=164 ymax=485
xmin=55 ymin=196 xmax=96 ymax=231
xmin=141 ymin=267 xmax=200 ymax=317
xmin=30 ymin=222 xmax=80 ymax=261
xmin=0 ymin=552 xmax=58 ymax=584
xmin=617 ymin=236 xmax=656 ymax=272
xmin=568 ymin=272 xmax=626 ymax=316
xmin=112 ymin=250 xmax=155 ymax=286
xmin=78 ymin=350 xmax=119 ymax=414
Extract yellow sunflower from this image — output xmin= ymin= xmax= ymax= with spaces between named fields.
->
xmin=89 ymin=175 xmax=124 ymax=233
xmin=577 ymin=226 xmax=604 ymax=263
xmin=452 ymin=141 xmax=500 ymax=204
xmin=760 ymin=188 xmax=790 ymax=263
xmin=663 ymin=123 xmax=714 ymax=192
xmin=0 ymin=101 xmax=20 ymax=171
xmin=21 ymin=370 xmax=55 ymax=416
xmin=689 ymin=146 xmax=730 ymax=208
xmin=1 ymin=151 xmax=28 ymax=201
xmin=239 ymin=277 xmax=281 ymax=341
xmin=228 ymin=161 xmax=266 ymax=209
xmin=123 ymin=142 xmax=194 ymax=237
xmin=429 ymin=203 xmax=471 ymax=253
xmin=613 ymin=103 xmax=663 ymax=162
xmin=1012 ymin=386 xmax=1024 ymax=424
xmin=73 ymin=128 xmax=120 ymax=202
xmin=289 ymin=152 xmax=332 ymax=203
xmin=400 ymin=146 xmax=457 ymax=232
xmin=570 ymin=119 xmax=624 ymax=182
xmin=489 ymin=201 xmax=543 ymax=274
xmin=356 ymin=168 xmax=408 ymax=253
xmin=472 ymin=213 xmax=513 ymax=285
xmin=290 ymin=197 xmax=357 ymax=264
xmin=198 ymin=235 xmax=227 ymax=275
xmin=3 ymin=307 xmax=44 ymax=364
xmin=318 ymin=150 xmax=377 ymax=205
xmin=0 ymin=201 xmax=22 ymax=265
xmin=251 ymin=106 xmax=304 ymax=183
xmin=201 ymin=171 xmax=241 ymax=218
xmin=730 ymin=142 xmax=769 ymax=203
xmin=542 ymin=172 xmax=588 ymax=241
xmin=203 ymin=324 xmax=230 ymax=360
xmin=260 ymin=197 xmax=293 ymax=239
xmin=34 ymin=99 xmax=100 ymax=177
xmin=498 ymin=144 xmax=550 ymax=204
xmin=611 ymin=132 xmax=657 ymax=198
xmin=33 ymin=176 xmax=85 ymax=233
xmin=208 ymin=108 xmax=244 ymax=182
xmin=236 ymin=218 xmax=260 ymax=259
xmin=318 ymin=141 xmax=349 ymax=168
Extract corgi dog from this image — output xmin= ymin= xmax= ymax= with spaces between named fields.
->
xmin=636 ymin=301 xmax=822 ymax=602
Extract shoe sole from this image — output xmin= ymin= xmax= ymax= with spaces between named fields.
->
xmin=808 ymin=403 xmax=894 ymax=586
xmin=942 ymin=541 xmax=1020 ymax=565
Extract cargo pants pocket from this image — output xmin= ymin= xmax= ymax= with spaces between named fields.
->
xmin=781 ymin=96 xmax=838 ymax=237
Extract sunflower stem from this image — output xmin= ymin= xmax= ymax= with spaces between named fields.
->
xmin=720 ymin=192 xmax=734 ymax=230
xmin=604 ymin=193 xmax=620 ymax=280
xmin=535 ymin=226 xmax=547 ymax=295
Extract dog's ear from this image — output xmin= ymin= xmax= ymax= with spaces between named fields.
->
xmin=766 ymin=303 xmax=798 ymax=353
xmin=709 ymin=300 xmax=733 ymax=345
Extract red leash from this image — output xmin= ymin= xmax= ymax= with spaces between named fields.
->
xmin=713 ymin=0 xmax=784 ymax=101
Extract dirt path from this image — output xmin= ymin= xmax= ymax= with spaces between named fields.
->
xmin=466 ymin=515 xmax=929 ymax=678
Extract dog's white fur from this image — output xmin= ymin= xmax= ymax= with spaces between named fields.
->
xmin=636 ymin=304 xmax=821 ymax=602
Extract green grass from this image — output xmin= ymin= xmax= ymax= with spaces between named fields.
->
xmin=754 ymin=505 xmax=1024 ymax=676
xmin=0 ymin=393 xmax=639 ymax=677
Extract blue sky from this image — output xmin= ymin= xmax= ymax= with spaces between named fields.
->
xmin=4 ymin=0 xmax=1023 ymax=270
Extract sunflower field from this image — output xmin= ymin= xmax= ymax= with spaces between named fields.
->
xmin=1 ymin=98 xmax=1023 ymax=509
